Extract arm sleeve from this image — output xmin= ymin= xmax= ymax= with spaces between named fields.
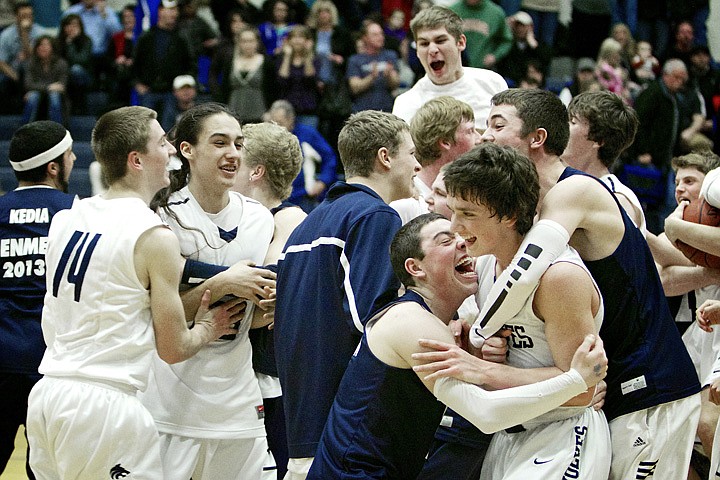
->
xmin=701 ymin=168 xmax=720 ymax=208
xmin=433 ymin=369 xmax=587 ymax=434
xmin=469 ymin=219 xmax=570 ymax=348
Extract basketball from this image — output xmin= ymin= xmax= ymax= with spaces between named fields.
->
xmin=675 ymin=198 xmax=720 ymax=268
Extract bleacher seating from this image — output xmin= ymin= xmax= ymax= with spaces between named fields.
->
xmin=0 ymin=115 xmax=24 ymax=141
xmin=68 ymin=115 xmax=97 ymax=142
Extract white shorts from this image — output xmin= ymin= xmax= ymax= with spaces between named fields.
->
xmin=480 ymin=408 xmax=611 ymax=480
xmin=26 ymin=376 xmax=163 ymax=480
xmin=158 ymin=431 xmax=270 ymax=480
xmin=283 ymin=457 xmax=314 ymax=480
xmin=609 ymin=393 xmax=701 ymax=480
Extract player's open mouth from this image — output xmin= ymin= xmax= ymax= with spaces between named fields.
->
xmin=430 ymin=60 xmax=444 ymax=72
xmin=455 ymin=256 xmax=475 ymax=276
xmin=220 ymin=165 xmax=237 ymax=173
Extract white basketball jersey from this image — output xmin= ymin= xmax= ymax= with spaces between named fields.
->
xmin=39 ymin=196 xmax=164 ymax=391
xmin=475 ymin=247 xmax=603 ymax=425
xmin=140 ymin=187 xmax=274 ymax=439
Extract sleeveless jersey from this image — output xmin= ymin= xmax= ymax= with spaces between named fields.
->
xmin=309 ymin=290 xmax=445 ymax=479
xmin=140 ymin=187 xmax=273 ymax=439
xmin=0 ymin=186 xmax=74 ymax=374
xmin=559 ymin=167 xmax=700 ymax=420
xmin=39 ymin=196 xmax=163 ymax=391
xmin=600 ymin=173 xmax=647 ymax=235
xmin=480 ymin=247 xmax=604 ymax=427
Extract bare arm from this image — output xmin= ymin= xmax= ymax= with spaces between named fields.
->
xmin=348 ymin=62 xmax=377 ymax=95
xmin=136 ymin=227 xmax=237 ymax=364
xmin=665 ymin=202 xmax=720 ymax=257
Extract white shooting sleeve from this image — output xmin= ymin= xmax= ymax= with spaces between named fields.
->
xmin=433 ymin=369 xmax=587 ymax=434
xmin=469 ymin=219 xmax=570 ymax=348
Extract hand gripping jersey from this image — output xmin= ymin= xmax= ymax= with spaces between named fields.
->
xmin=140 ymin=187 xmax=274 ymax=439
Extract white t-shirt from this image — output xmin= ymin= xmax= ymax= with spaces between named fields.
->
xmin=392 ymin=67 xmax=508 ymax=129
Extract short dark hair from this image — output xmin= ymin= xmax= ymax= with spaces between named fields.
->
xmin=390 ymin=212 xmax=446 ymax=287
xmin=444 ymin=143 xmax=539 ymax=235
xmin=491 ymin=89 xmax=569 ymax=156
xmin=568 ymin=91 xmax=638 ymax=167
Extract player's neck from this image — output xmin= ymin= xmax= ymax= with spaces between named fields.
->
xmin=345 ymin=175 xmax=395 ymax=204
xmin=189 ymin=181 xmax=230 ymax=214
xmin=406 ymin=285 xmax=462 ymax=324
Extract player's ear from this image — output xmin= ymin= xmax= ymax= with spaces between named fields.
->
xmin=456 ymin=34 xmax=467 ymax=52
xmin=127 ymin=151 xmax=142 ymax=171
xmin=179 ymin=140 xmax=194 ymax=159
xmin=377 ymin=146 xmax=391 ymax=171
xmin=250 ymin=164 xmax=266 ymax=181
xmin=405 ymin=257 xmax=426 ymax=280
xmin=529 ymin=128 xmax=547 ymax=150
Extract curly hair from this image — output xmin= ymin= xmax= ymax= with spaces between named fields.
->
xmin=242 ymin=122 xmax=302 ymax=200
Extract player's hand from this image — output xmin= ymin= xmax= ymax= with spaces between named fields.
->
xmin=223 ymin=261 xmax=276 ymax=305
xmin=709 ymin=377 xmax=720 ymax=405
xmin=664 ymin=201 xmax=688 ymax=245
xmin=480 ymin=328 xmax=510 ymax=363
xmin=412 ymin=338 xmax=489 ymax=385
xmin=194 ymin=290 xmax=240 ymax=341
xmin=570 ymin=334 xmax=607 ymax=388
xmin=258 ymin=287 xmax=276 ymax=323
xmin=448 ymin=319 xmax=467 ymax=348
xmin=698 ymin=299 xmax=720 ymax=332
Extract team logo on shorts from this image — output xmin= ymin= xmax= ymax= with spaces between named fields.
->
xmin=562 ymin=425 xmax=587 ymax=479
xmin=256 ymin=404 xmax=265 ymax=419
xmin=109 ymin=463 xmax=131 ymax=478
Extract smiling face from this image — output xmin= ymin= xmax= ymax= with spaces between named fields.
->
xmin=481 ymin=104 xmax=532 ymax=157
xmin=447 ymin=194 xmax=511 ymax=258
xmin=415 ymin=26 xmax=465 ymax=85
xmin=183 ymin=113 xmax=243 ymax=196
xmin=416 ymin=218 xmax=478 ymax=298
xmin=426 ymin=173 xmax=452 ymax=219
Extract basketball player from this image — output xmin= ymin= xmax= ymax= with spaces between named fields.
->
xmin=233 ymin=122 xmax=306 ymax=479
xmin=1 ymin=121 xmax=75 ymax=479
xmin=309 ymin=212 xmax=608 ymax=479
xmin=142 ymin=103 xmax=276 ymax=480
xmin=26 ymin=106 xmax=238 ymax=479
xmin=448 ymin=88 xmax=701 ymax=479
xmin=274 ymin=110 xmax=421 ymax=479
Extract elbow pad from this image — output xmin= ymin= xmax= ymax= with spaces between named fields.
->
xmin=470 ymin=219 xmax=570 ymax=348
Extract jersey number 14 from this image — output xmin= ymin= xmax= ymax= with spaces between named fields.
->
xmin=52 ymin=231 xmax=101 ymax=302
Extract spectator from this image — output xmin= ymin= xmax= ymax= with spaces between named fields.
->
xmin=212 ymin=26 xmax=275 ymax=124
xmin=636 ymin=0 xmax=669 ymax=61
xmin=632 ymin=59 xmax=692 ymax=232
xmin=449 ymin=0 xmax=511 ymax=69
xmin=275 ymin=25 xmax=319 ymax=128
xmin=630 ymin=40 xmax=661 ymax=87
xmin=177 ymin=0 xmax=218 ymax=65
xmin=258 ymin=0 xmax=294 ymax=56
xmin=62 ymin=0 xmax=122 ymax=89
xmin=107 ymin=4 xmax=136 ymax=107
xmin=162 ymin=74 xmax=200 ymax=130
xmin=0 ymin=1 xmax=44 ymax=113
xmin=133 ymin=0 xmax=192 ymax=131
xmin=208 ymin=9 xmax=254 ymax=100
xmin=266 ymin=99 xmax=337 ymax=212
xmin=209 ymin=0 xmax=260 ymax=38
xmin=559 ymin=57 xmax=600 ymax=106
xmin=666 ymin=20 xmax=695 ymax=68
xmin=610 ymin=22 xmax=636 ymax=70
xmin=22 ymin=35 xmax=68 ymax=125
xmin=57 ymin=14 xmax=93 ymax=114
xmin=346 ymin=20 xmax=400 ymax=113
xmin=611 ymin=0 xmax=638 ymax=36
xmin=595 ymin=37 xmax=633 ymax=102
xmin=687 ymin=45 xmax=720 ymax=153
xmin=306 ymin=0 xmax=354 ymax=157
xmin=496 ymin=10 xmax=551 ymax=87
xmin=521 ymin=0 xmax=560 ymax=49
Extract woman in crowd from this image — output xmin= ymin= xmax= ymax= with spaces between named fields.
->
xmin=275 ymin=25 xmax=319 ymax=128
xmin=57 ymin=14 xmax=93 ymax=114
xmin=22 ymin=35 xmax=68 ymax=125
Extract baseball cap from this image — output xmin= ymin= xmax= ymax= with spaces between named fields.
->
xmin=512 ymin=11 xmax=533 ymax=26
xmin=576 ymin=57 xmax=596 ymax=72
xmin=173 ymin=75 xmax=196 ymax=90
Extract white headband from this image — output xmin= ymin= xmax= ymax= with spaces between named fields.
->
xmin=10 ymin=130 xmax=73 ymax=172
